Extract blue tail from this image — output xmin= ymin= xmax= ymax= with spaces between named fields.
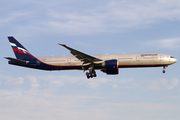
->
xmin=8 ymin=36 xmax=37 ymax=61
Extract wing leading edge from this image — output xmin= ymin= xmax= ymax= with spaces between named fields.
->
xmin=58 ymin=44 xmax=103 ymax=64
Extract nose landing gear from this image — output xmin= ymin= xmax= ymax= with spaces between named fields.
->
xmin=162 ymin=65 xmax=168 ymax=73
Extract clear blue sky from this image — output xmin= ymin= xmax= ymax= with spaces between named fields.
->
xmin=1 ymin=0 xmax=180 ymax=120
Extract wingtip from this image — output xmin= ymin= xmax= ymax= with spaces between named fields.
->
xmin=7 ymin=36 xmax=14 ymax=38
xmin=7 ymin=36 xmax=13 ymax=39
xmin=58 ymin=43 xmax=66 ymax=46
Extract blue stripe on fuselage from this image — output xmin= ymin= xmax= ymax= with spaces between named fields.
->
xmin=8 ymin=60 xmax=82 ymax=70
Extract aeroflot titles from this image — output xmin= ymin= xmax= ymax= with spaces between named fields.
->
xmin=141 ymin=54 xmax=158 ymax=57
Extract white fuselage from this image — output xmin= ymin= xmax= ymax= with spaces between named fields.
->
xmin=37 ymin=53 xmax=177 ymax=69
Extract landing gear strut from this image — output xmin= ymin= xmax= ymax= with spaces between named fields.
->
xmin=86 ymin=70 xmax=97 ymax=79
xmin=162 ymin=65 xmax=168 ymax=73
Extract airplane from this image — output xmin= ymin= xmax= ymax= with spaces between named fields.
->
xmin=5 ymin=36 xmax=177 ymax=79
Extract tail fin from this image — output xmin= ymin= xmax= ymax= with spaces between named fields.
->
xmin=8 ymin=36 xmax=37 ymax=61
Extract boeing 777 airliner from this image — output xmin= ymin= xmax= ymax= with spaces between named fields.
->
xmin=5 ymin=36 xmax=177 ymax=79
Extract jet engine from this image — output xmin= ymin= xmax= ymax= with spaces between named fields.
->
xmin=101 ymin=59 xmax=119 ymax=74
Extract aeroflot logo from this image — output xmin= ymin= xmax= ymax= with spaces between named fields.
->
xmin=141 ymin=54 xmax=158 ymax=57
xmin=10 ymin=42 xmax=30 ymax=54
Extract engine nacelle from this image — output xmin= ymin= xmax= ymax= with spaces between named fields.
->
xmin=101 ymin=59 xmax=119 ymax=75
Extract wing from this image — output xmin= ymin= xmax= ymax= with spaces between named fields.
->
xmin=58 ymin=44 xmax=103 ymax=64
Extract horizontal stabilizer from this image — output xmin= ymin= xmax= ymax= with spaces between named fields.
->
xmin=4 ymin=57 xmax=29 ymax=64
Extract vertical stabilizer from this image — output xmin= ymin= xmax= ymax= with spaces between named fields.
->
xmin=8 ymin=36 xmax=37 ymax=61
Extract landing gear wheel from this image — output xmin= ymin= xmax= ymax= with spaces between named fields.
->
xmin=162 ymin=65 xmax=168 ymax=74
xmin=86 ymin=72 xmax=90 ymax=79
xmin=92 ymin=70 xmax=97 ymax=77
xmin=94 ymin=74 xmax=97 ymax=77
xmin=90 ymin=74 xmax=93 ymax=78
xmin=85 ymin=70 xmax=97 ymax=79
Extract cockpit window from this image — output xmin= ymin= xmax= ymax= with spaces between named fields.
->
xmin=170 ymin=56 xmax=174 ymax=58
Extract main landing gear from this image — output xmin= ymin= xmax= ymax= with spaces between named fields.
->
xmin=162 ymin=65 xmax=168 ymax=73
xmin=86 ymin=70 xmax=97 ymax=79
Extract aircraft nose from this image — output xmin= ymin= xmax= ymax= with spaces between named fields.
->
xmin=173 ymin=58 xmax=177 ymax=63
